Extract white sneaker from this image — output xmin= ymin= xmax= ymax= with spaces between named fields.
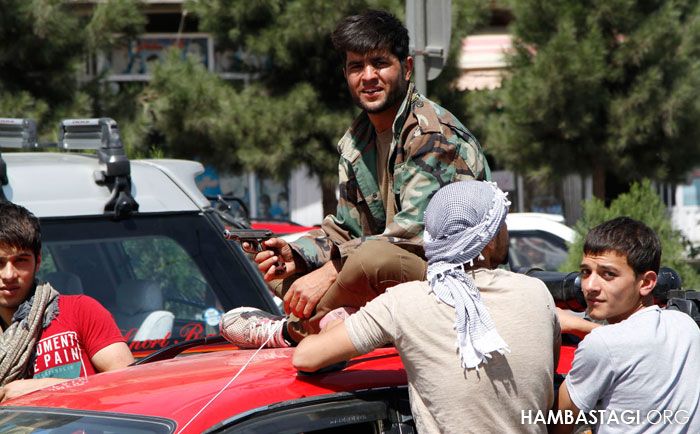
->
xmin=219 ymin=307 xmax=289 ymax=348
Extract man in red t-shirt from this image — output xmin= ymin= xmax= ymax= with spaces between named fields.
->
xmin=0 ymin=201 xmax=133 ymax=401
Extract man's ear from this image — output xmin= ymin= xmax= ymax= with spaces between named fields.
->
xmin=638 ymin=270 xmax=657 ymax=297
xmin=403 ymin=56 xmax=414 ymax=81
xmin=343 ymin=67 xmax=347 ymax=79
xmin=35 ymin=252 xmax=41 ymax=272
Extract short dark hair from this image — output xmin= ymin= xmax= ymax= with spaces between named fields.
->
xmin=0 ymin=201 xmax=41 ymax=258
xmin=583 ymin=217 xmax=661 ymax=275
xmin=331 ymin=9 xmax=410 ymax=64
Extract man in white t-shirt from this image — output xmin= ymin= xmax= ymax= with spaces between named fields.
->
xmin=293 ymin=181 xmax=560 ymax=434
xmin=553 ymin=217 xmax=700 ymax=434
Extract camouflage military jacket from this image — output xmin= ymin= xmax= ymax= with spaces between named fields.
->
xmin=291 ymin=84 xmax=490 ymax=271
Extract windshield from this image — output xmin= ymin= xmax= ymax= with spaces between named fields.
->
xmin=37 ymin=213 xmax=276 ymax=356
xmin=0 ymin=408 xmax=174 ymax=433
xmin=508 ymin=230 xmax=569 ymax=272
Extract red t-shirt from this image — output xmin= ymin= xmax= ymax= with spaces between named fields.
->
xmin=30 ymin=295 xmax=126 ymax=379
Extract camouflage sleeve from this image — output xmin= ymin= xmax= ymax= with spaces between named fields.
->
xmin=288 ymin=214 xmax=358 ymax=271
xmin=287 ymin=228 xmax=336 ymax=272
xmin=289 ymin=118 xmax=489 ymax=270
xmin=332 ymin=129 xmax=488 ymax=258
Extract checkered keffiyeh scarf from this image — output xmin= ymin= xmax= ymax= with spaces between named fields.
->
xmin=0 ymin=282 xmax=59 ymax=385
xmin=423 ymin=181 xmax=511 ymax=369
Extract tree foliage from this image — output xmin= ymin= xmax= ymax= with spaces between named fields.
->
xmin=472 ymin=0 xmax=700 ymax=199
xmin=0 ymin=0 xmax=145 ymax=138
xmin=560 ymin=179 xmax=700 ymax=290
xmin=131 ymin=48 xmax=348 ymax=180
xmin=131 ymin=0 xmax=488 ymax=214
xmin=0 ymin=0 xmax=488 ymax=216
xmin=137 ymin=0 xmax=406 ymax=191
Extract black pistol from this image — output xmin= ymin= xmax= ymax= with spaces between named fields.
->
xmin=223 ymin=228 xmax=286 ymax=275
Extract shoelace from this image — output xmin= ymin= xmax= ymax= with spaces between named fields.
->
xmin=250 ymin=316 xmax=286 ymax=348
xmin=177 ymin=320 xmax=284 ymax=433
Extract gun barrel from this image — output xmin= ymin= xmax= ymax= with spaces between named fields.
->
xmin=223 ymin=228 xmax=274 ymax=241
xmin=222 ymin=227 xmax=287 ymax=275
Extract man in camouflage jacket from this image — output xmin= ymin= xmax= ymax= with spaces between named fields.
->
xmin=220 ymin=9 xmax=489 ymax=347
xmin=292 ymin=82 xmax=488 ymax=268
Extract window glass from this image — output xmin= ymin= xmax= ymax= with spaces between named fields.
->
xmin=35 ymin=213 xmax=275 ymax=357
xmin=38 ymin=247 xmax=57 ymax=273
xmin=123 ymin=237 xmax=222 ymax=334
xmin=196 ymin=168 xmax=252 ymax=216
xmin=38 ymin=236 xmax=219 ymax=345
xmin=123 ymin=236 xmax=215 ymax=321
xmin=0 ymin=409 xmax=174 ymax=433
xmin=221 ymin=391 xmax=415 ymax=434
xmin=509 ymin=231 xmax=569 ymax=272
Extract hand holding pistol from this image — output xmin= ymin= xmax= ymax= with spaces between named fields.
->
xmin=223 ymin=228 xmax=286 ymax=275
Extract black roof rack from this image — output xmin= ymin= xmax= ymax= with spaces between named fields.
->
xmin=0 ymin=117 xmax=139 ymax=218
xmin=59 ymin=118 xmax=139 ymax=219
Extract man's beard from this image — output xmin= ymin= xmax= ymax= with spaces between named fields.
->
xmin=353 ymin=71 xmax=409 ymax=114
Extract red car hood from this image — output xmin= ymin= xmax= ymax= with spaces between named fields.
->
xmin=2 ymin=347 xmax=405 ymax=433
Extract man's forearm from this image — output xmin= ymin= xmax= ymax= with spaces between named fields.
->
xmin=550 ymin=380 xmax=580 ymax=434
xmin=557 ymin=308 xmax=602 ymax=338
xmin=0 ymin=378 xmax=69 ymax=402
xmin=293 ymin=321 xmax=361 ymax=372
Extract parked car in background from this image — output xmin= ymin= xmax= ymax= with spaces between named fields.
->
xmin=0 ymin=118 xmax=279 ymax=358
xmin=273 ymin=211 xmax=576 ymax=272
xmin=506 ymin=212 xmax=576 ymax=272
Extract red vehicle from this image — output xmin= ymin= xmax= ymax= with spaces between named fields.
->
xmin=1 ymin=269 xmax=695 ymax=433
xmin=250 ymin=219 xmax=319 ymax=236
xmin=0 ymin=341 xmax=576 ymax=434
xmin=1 ymin=345 xmax=410 ymax=433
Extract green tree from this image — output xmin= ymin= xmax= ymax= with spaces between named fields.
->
xmin=560 ymin=179 xmax=700 ymax=291
xmin=133 ymin=49 xmax=347 ymax=179
xmin=473 ymin=0 xmax=700 ymax=201
xmin=133 ymin=0 xmax=487 ymax=215
xmin=0 ymin=0 xmax=145 ymax=138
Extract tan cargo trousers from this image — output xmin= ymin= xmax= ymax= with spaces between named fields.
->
xmin=269 ymin=240 xmax=427 ymax=343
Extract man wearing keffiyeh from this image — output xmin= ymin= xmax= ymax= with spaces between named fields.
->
xmin=423 ymin=179 xmax=511 ymax=368
xmin=294 ymin=180 xmax=561 ymax=434
xmin=0 ymin=201 xmax=133 ymax=402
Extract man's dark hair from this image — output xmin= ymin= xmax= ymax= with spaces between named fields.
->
xmin=331 ymin=9 xmax=410 ymax=63
xmin=0 ymin=201 xmax=41 ymax=258
xmin=583 ymin=217 xmax=661 ymax=275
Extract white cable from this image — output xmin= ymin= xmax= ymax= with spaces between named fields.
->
xmin=176 ymin=321 xmax=285 ymax=434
